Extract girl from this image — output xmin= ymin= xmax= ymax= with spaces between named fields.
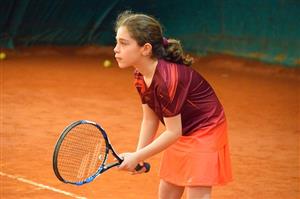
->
xmin=114 ymin=11 xmax=232 ymax=199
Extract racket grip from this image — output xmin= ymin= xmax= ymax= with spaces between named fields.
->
xmin=135 ymin=162 xmax=151 ymax=173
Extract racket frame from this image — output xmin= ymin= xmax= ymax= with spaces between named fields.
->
xmin=53 ymin=120 xmax=123 ymax=185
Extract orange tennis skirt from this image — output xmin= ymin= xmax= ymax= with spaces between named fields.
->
xmin=159 ymin=120 xmax=232 ymax=186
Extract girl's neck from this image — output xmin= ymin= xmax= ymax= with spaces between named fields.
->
xmin=135 ymin=58 xmax=158 ymax=79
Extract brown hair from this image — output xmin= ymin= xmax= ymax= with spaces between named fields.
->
xmin=115 ymin=10 xmax=193 ymax=66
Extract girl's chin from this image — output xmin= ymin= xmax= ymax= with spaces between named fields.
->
xmin=117 ymin=63 xmax=131 ymax=69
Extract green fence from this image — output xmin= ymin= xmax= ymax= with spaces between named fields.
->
xmin=1 ymin=0 xmax=299 ymax=66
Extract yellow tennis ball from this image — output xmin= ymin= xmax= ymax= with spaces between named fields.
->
xmin=103 ymin=59 xmax=112 ymax=68
xmin=0 ymin=52 xmax=6 ymax=60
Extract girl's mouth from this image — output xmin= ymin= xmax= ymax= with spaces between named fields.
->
xmin=115 ymin=56 xmax=122 ymax=62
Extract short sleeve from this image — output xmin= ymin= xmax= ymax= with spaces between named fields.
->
xmin=134 ymin=70 xmax=147 ymax=104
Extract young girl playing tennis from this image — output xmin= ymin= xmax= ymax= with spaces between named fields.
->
xmin=114 ymin=11 xmax=232 ymax=199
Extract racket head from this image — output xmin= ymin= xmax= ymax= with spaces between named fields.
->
xmin=53 ymin=120 xmax=111 ymax=185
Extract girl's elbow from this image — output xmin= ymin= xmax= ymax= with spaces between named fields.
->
xmin=174 ymin=130 xmax=182 ymax=138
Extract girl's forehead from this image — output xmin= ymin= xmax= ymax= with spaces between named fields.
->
xmin=116 ymin=26 xmax=132 ymax=39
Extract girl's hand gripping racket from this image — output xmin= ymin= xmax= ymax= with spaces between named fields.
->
xmin=53 ymin=120 xmax=150 ymax=185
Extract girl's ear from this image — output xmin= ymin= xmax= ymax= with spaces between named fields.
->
xmin=141 ymin=43 xmax=153 ymax=57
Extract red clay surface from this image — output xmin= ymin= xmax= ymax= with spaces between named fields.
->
xmin=0 ymin=46 xmax=299 ymax=199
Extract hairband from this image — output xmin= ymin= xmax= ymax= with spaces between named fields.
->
xmin=163 ymin=37 xmax=168 ymax=47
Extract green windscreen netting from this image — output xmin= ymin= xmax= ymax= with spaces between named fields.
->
xmin=1 ymin=0 xmax=299 ymax=66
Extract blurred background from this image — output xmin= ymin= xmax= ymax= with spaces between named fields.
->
xmin=0 ymin=1 xmax=299 ymax=199
xmin=1 ymin=0 xmax=299 ymax=66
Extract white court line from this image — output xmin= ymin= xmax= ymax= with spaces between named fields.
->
xmin=0 ymin=171 xmax=87 ymax=199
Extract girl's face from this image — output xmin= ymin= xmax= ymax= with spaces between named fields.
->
xmin=114 ymin=26 xmax=144 ymax=69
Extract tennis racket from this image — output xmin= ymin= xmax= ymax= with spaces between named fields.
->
xmin=53 ymin=120 xmax=150 ymax=185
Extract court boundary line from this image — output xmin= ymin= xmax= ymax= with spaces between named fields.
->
xmin=0 ymin=171 xmax=87 ymax=199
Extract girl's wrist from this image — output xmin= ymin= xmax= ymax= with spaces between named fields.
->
xmin=134 ymin=150 xmax=145 ymax=163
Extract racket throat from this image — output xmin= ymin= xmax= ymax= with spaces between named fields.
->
xmin=103 ymin=162 xmax=121 ymax=170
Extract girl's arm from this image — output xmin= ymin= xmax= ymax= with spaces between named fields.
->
xmin=118 ymin=112 xmax=182 ymax=171
xmin=135 ymin=114 xmax=182 ymax=162
xmin=136 ymin=104 xmax=160 ymax=151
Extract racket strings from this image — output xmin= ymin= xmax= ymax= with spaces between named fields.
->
xmin=57 ymin=124 xmax=106 ymax=182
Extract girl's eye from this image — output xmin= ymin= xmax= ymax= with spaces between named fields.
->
xmin=115 ymin=39 xmax=129 ymax=46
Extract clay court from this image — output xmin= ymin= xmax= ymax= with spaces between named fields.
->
xmin=0 ymin=46 xmax=299 ymax=199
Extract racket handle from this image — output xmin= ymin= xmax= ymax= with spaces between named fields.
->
xmin=135 ymin=162 xmax=151 ymax=173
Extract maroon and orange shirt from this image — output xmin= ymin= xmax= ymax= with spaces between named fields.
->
xmin=134 ymin=59 xmax=225 ymax=136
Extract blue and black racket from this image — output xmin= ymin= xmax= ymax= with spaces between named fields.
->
xmin=53 ymin=120 xmax=150 ymax=185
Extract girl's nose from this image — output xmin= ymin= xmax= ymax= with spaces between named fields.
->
xmin=114 ymin=44 xmax=119 ymax=54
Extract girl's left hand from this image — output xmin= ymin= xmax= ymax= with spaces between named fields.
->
xmin=118 ymin=152 xmax=140 ymax=172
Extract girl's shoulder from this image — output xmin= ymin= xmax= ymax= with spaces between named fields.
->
xmin=157 ymin=59 xmax=193 ymax=72
xmin=157 ymin=59 xmax=179 ymax=77
xmin=157 ymin=59 xmax=195 ymax=81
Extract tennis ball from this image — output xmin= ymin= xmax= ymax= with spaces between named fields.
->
xmin=103 ymin=59 xmax=112 ymax=68
xmin=0 ymin=52 xmax=6 ymax=60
